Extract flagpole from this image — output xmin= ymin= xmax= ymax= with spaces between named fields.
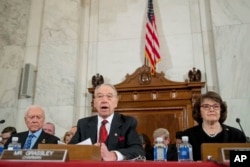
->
xmin=144 ymin=0 xmax=161 ymax=75
xmin=144 ymin=56 xmax=148 ymax=66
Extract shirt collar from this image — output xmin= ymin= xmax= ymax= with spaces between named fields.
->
xmin=98 ymin=113 xmax=114 ymax=124
xmin=28 ymin=129 xmax=42 ymax=138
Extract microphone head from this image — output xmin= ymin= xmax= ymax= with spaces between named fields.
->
xmin=0 ymin=119 xmax=5 ymax=124
xmin=236 ymin=118 xmax=240 ymax=123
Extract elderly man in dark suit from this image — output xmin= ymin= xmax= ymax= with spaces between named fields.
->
xmin=4 ymin=105 xmax=59 ymax=149
xmin=69 ymin=83 xmax=145 ymax=161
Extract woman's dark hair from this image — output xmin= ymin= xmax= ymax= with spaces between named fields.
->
xmin=139 ymin=133 xmax=153 ymax=160
xmin=192 ymin=91 xmax=227 ymax=124
xmin=139 ymin=133 xmax=152 ymax=150
xmin=1 ymin=126 xmax=17 ymax=134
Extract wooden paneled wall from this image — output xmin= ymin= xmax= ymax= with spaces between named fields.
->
xmin=88 ymin=65 xmax=205 ymax=144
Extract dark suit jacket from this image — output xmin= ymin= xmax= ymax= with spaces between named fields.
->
xmin=167 ymin=144 xmax=178 ymax=161
xmin=182 ymin=124 xmax=246 ymax=161
xmin=69 ymin=113 xmax=145 ymax=159
xmin=146 ymin=144 xmax=178 ymax=161
xmin=4 ymin=130 xmax=59 ymax=149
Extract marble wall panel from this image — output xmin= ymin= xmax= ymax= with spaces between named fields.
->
xmin=210 ymin=0 xmax=250 ymax=136
xmin=0 ymin=0 xmax=31 ymax=129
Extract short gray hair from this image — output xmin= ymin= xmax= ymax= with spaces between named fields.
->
xmin=94 ymin=83 xmax=118 ymax=97
xmin=153 ymin=128 xmax=169 ymax=139
xmin=24 ymin=105 xmax=45 ymax=118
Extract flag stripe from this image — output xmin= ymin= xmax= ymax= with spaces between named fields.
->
xmin=145 ymin=0 xmax=161 ymax=75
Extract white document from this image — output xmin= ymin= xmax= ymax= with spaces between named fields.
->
xmin=76 ymin=138 xmax=92 ymax=145
xmin=57 ymin=138 xmax=92 ymax=145
xmin=57 ymin=140 xmax=66 ymax=145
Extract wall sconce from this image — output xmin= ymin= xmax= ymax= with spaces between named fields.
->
xmin=19 ymin=63 xmax=36 ymax=98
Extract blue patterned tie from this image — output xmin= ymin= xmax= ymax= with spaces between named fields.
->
xmin=23 ymin=134 xmax=35 ymax=149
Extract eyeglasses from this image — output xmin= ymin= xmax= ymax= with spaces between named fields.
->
xmin=131 ymin=155 xmax=146 ymax=161
xmin=95 ymin=93 xmax=116 ymax=100
xmin=200 ymin=104 xmax=220 ymax=110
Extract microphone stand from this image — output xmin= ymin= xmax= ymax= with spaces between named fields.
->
xmin=236 ymin=118 xmax=250 ymax=143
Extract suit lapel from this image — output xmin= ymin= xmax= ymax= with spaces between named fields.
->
xmin=107 ymin=113 xmax=122 ymax=147
xmin=20 ymin=132 xmax=29 ymax=148
xmin=86 ymin=116 xmax=98 ymax=144
xmin=33 ymin=131 xmax=47 ymax=148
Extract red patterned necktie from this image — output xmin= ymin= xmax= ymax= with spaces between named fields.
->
xmin=99 ymin=120 xmax=108 ymax=143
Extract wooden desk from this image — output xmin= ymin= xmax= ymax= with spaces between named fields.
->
xmin=38 ymin=144 xmax=101 ymax=161
xmin=201 ymin=143 xmax=250 ymax=161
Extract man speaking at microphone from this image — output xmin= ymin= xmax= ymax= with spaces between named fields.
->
xmin=69 ymin=84 xmax=144 ymax=161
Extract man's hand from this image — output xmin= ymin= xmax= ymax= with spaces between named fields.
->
xmin=100 ymin=143 xmax=117 ymax=161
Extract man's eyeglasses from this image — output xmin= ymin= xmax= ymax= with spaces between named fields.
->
xmin=95 ymin=93 xmax=115 ymax=100
xmin=200 ymin=104 xmax=220 ymax=110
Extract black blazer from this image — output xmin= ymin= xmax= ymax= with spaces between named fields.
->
xmin=167 ymin=144 xmax=178 ymax=161
xmin=182 ymin=124 xmax=246 ymax=161
xmin=4 ymin=130 xmax=59 ymax=149
xmin=69 ymin=113 xmax=145 ymax=159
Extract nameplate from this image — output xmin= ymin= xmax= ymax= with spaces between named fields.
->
xmin=0 ymin=149 xmax=68 ymax=162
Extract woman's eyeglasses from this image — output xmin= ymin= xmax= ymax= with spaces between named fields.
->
xmin=200 ymin=104 xmax=220 ymax=110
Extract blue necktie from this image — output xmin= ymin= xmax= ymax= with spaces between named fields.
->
xmin=23 ymin=134 xmax=35 ymax=149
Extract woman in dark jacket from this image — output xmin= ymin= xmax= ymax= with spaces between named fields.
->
xmin=182 ymin=91 xmax=246 ymax=161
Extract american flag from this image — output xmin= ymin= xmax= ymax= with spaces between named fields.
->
xmin=145 ymin=0 xmax=161 ymax=75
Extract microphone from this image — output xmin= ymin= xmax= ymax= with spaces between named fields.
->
xmin=0 ymin=119 xmax=5 ymax=124
xmin=236 ymin=118 xmax=250 ymax=143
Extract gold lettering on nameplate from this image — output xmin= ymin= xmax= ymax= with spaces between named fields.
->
xmin=13 ymin=150 xmax=23 ymax=155
xmin=0 ymin=149 xmax=68 ymax=162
